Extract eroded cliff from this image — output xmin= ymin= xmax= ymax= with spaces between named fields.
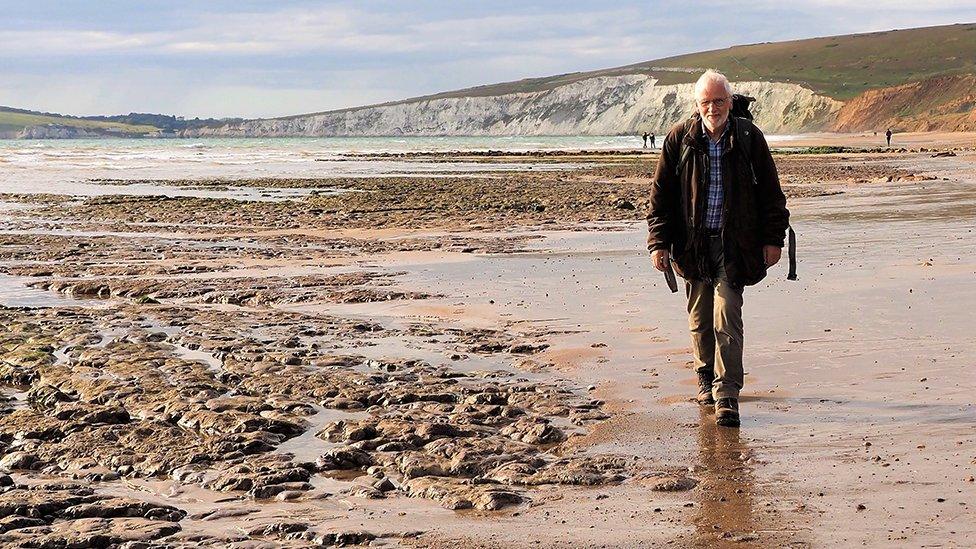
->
xmin=830 ymin=74 xmax=976 ymax=132
xmin=182 ymin=75 xmax=842 ymax=137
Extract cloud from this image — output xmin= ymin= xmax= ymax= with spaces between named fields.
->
xmin=1 ymin=1 xmax=975 ymax=117
xmin=0 ymin=30 xmax=165 ymax=55
xmin=0 ymin=5 xmax=662 ymax=60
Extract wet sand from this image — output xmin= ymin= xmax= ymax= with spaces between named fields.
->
xmin=767 ymin=130 xmax=976 ymax=150
xmin=0 ymin=141 xmax=972 ymax=547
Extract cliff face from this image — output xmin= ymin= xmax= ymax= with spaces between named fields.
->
xmin=830 ymin=74 xmax=976 ymax=132
xmin=16 ymin=125 xmax=104 ymax=139
xmin=182 ymin=75 xmax=842 ymax=138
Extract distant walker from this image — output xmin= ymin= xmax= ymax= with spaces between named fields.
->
xmin=885 ymin=128 xmax=893 ymax=147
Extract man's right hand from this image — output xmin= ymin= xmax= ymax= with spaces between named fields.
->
xmin=651 ymin=249 xmax=670 ymax=272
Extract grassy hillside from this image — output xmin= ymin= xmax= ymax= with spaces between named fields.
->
xmin=641 ymin=23 xmax=976 ymax=99
xmin=0 ymin=107 xmax=159 ymax=135
xmin=302 ymin=22 xmax=976 ymax=115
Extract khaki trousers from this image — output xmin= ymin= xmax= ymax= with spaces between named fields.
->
xmin=686 ymin=235 xmax=744 ymax=400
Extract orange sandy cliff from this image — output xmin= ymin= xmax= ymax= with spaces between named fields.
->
xmin=830 ymin=74 xmax=976 ymax=132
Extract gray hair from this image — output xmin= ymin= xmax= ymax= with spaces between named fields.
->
xmin=694 ymin=69 xmax=733 ymax=98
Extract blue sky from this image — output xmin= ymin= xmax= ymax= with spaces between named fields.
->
xmin=2 ymin=1 xmax=975 ymax=118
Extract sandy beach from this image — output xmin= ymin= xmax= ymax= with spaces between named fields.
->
xmin=0 ymin=135 xmax=973 ymax=547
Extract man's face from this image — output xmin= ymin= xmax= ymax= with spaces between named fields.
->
xmin=696 ymin=81 xmax=731 ymax=133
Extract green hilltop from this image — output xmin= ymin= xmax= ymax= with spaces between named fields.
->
xmin=638 ymin=22 xmax=976 ymax=99
xmin=0 ymin=107 xmax=158 ymax=136
xmin=0 ymin=107 xmax=234 ymax=138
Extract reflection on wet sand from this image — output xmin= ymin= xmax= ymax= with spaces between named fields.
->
xmin=693 ymin=407 xmax=760 ymax=547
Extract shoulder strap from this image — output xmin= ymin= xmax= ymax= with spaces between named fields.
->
xmin=734 ymin=117 xmax=754 ymax=172
xmin=674 ymin=118 xmax=696 ymax=178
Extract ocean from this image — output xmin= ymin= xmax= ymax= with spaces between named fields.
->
xmin=0 ymin=134 xmax=799 ymax=200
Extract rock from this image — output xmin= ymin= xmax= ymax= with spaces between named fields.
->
xmin=395 ymin=453 xmax=450 ymax=479
xmin=313 ymin=530 xmax=377 ymax=546
xmin=205 ymin=458 xmax=311 ymax=494
xmin=414 ymin=422 xmax=461 ymax=442
xmin=343 ymin=485 xmax=385 ymax=499
xmin=508 ymin=342 xmax=550 ymax=354
xmin=403 ymin=476 xmax=523 ymax=510
xmin=646 ymin=476 xmax=699 ymax=492
xmin=375 ymin=441 xmax=415 ymax=452
xmin=54 ymin=403 xmax=130 ymax=425
xmin=274 ymin=490 xmax=306 ymax=501
xmin=500 ymin=418 xmax=565 ymax=444
xmin=315 ymin=446 xmax=374 ymax=471
xmin=317 ymin=420 xmax=378 ymax=443
xmin=464 ymin=392 xmax=507 ymax=406
xmin=0 ymin=517 xmax=180 ymax=547
xmin=372 ymin=477 xmax=396 ymax=492
xmin=58 ymin=498 xmax=185 ymax=521
xmin=345 ymin=425 xmax=378 ymax=442
xmin=248 ymin=482 xmax=313 ymax=500
xmin=0 ymin=452 xmax=38 ymax=472
xmin=0 ymin=515 xmax=47 ymax=533
xmin=496 ymin=455 xmax=630 ymax=486
xmin=247 ymin=521 xmax=308 ymax=537
xmin=26 ymin=385 xmax=74 ymax=412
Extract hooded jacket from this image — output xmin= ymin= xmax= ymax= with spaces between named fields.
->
xmin=646 ymin=114 xmax=789 ymax=288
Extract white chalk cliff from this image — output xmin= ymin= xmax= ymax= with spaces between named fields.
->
xmin=182 ymin=75 xmax=841 ymax=137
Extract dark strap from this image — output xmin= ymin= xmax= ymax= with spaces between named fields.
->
xmin=664 ymin=260 xmax=678 ymax=293
xmin=787 ymin=225 xmax=798 ymax=280
xmin=674 ymin=118 xmax=696 ymax=178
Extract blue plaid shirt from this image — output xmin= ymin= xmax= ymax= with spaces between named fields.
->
xmin=703 ymin=122 xmax=730 ymax=230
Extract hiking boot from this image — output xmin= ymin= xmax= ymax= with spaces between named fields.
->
xmin=696 ymin=371 xmax=715 ymax=406
xmin=714 ymin=398 xmax=740 ymax=427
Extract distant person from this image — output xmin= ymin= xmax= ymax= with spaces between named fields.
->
xmin=642 ymin=131 xmax=649 ymax=148
xmin=647 ymin=70 xmax=790 ymax=428
xmin=885 ymin=128 xmax=892 ymax=147
xmin=650 ymin=133 xmax=656 ymax=149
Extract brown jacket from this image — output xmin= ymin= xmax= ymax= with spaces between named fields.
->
xmin=646 ymin=114 xmax=789 ymax=288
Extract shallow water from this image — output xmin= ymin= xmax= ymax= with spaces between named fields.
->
xmin=0 ymin=274 xmax=104 ymax=308
xmin=273 ymin=405 xmax=368 ymax=463
xmin=0 ymin=137 xmax=587 ymax=199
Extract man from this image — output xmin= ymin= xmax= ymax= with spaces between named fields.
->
xmin=650 ymin=133 xmax=656 ymax=149
xmin=646 ymin=70 xmax=789 ymax=427
xmin=643 ymin=131 xmax=649 ymax=148
xmin=885 ymin=128 xmax=892 ymax=147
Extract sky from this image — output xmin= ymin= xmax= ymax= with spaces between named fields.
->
xmin=2 ymin=1 xmax=975 ymax=119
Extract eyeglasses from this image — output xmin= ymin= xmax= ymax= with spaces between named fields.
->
xmin=697 ymin=98 xmax=728 ymax=108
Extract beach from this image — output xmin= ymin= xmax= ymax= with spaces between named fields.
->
xmin=0 ymin=135 xmax=973 ymax=547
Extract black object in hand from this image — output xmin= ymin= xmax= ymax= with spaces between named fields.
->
xmin=664 ymin=261 xmax=678 ymax=293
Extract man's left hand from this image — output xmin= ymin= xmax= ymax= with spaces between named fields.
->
xmin=764 ymin=245 xmax=782 ymax=267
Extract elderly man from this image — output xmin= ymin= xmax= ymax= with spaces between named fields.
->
xmin=646 ymin=70 xmax=790 ymax=427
